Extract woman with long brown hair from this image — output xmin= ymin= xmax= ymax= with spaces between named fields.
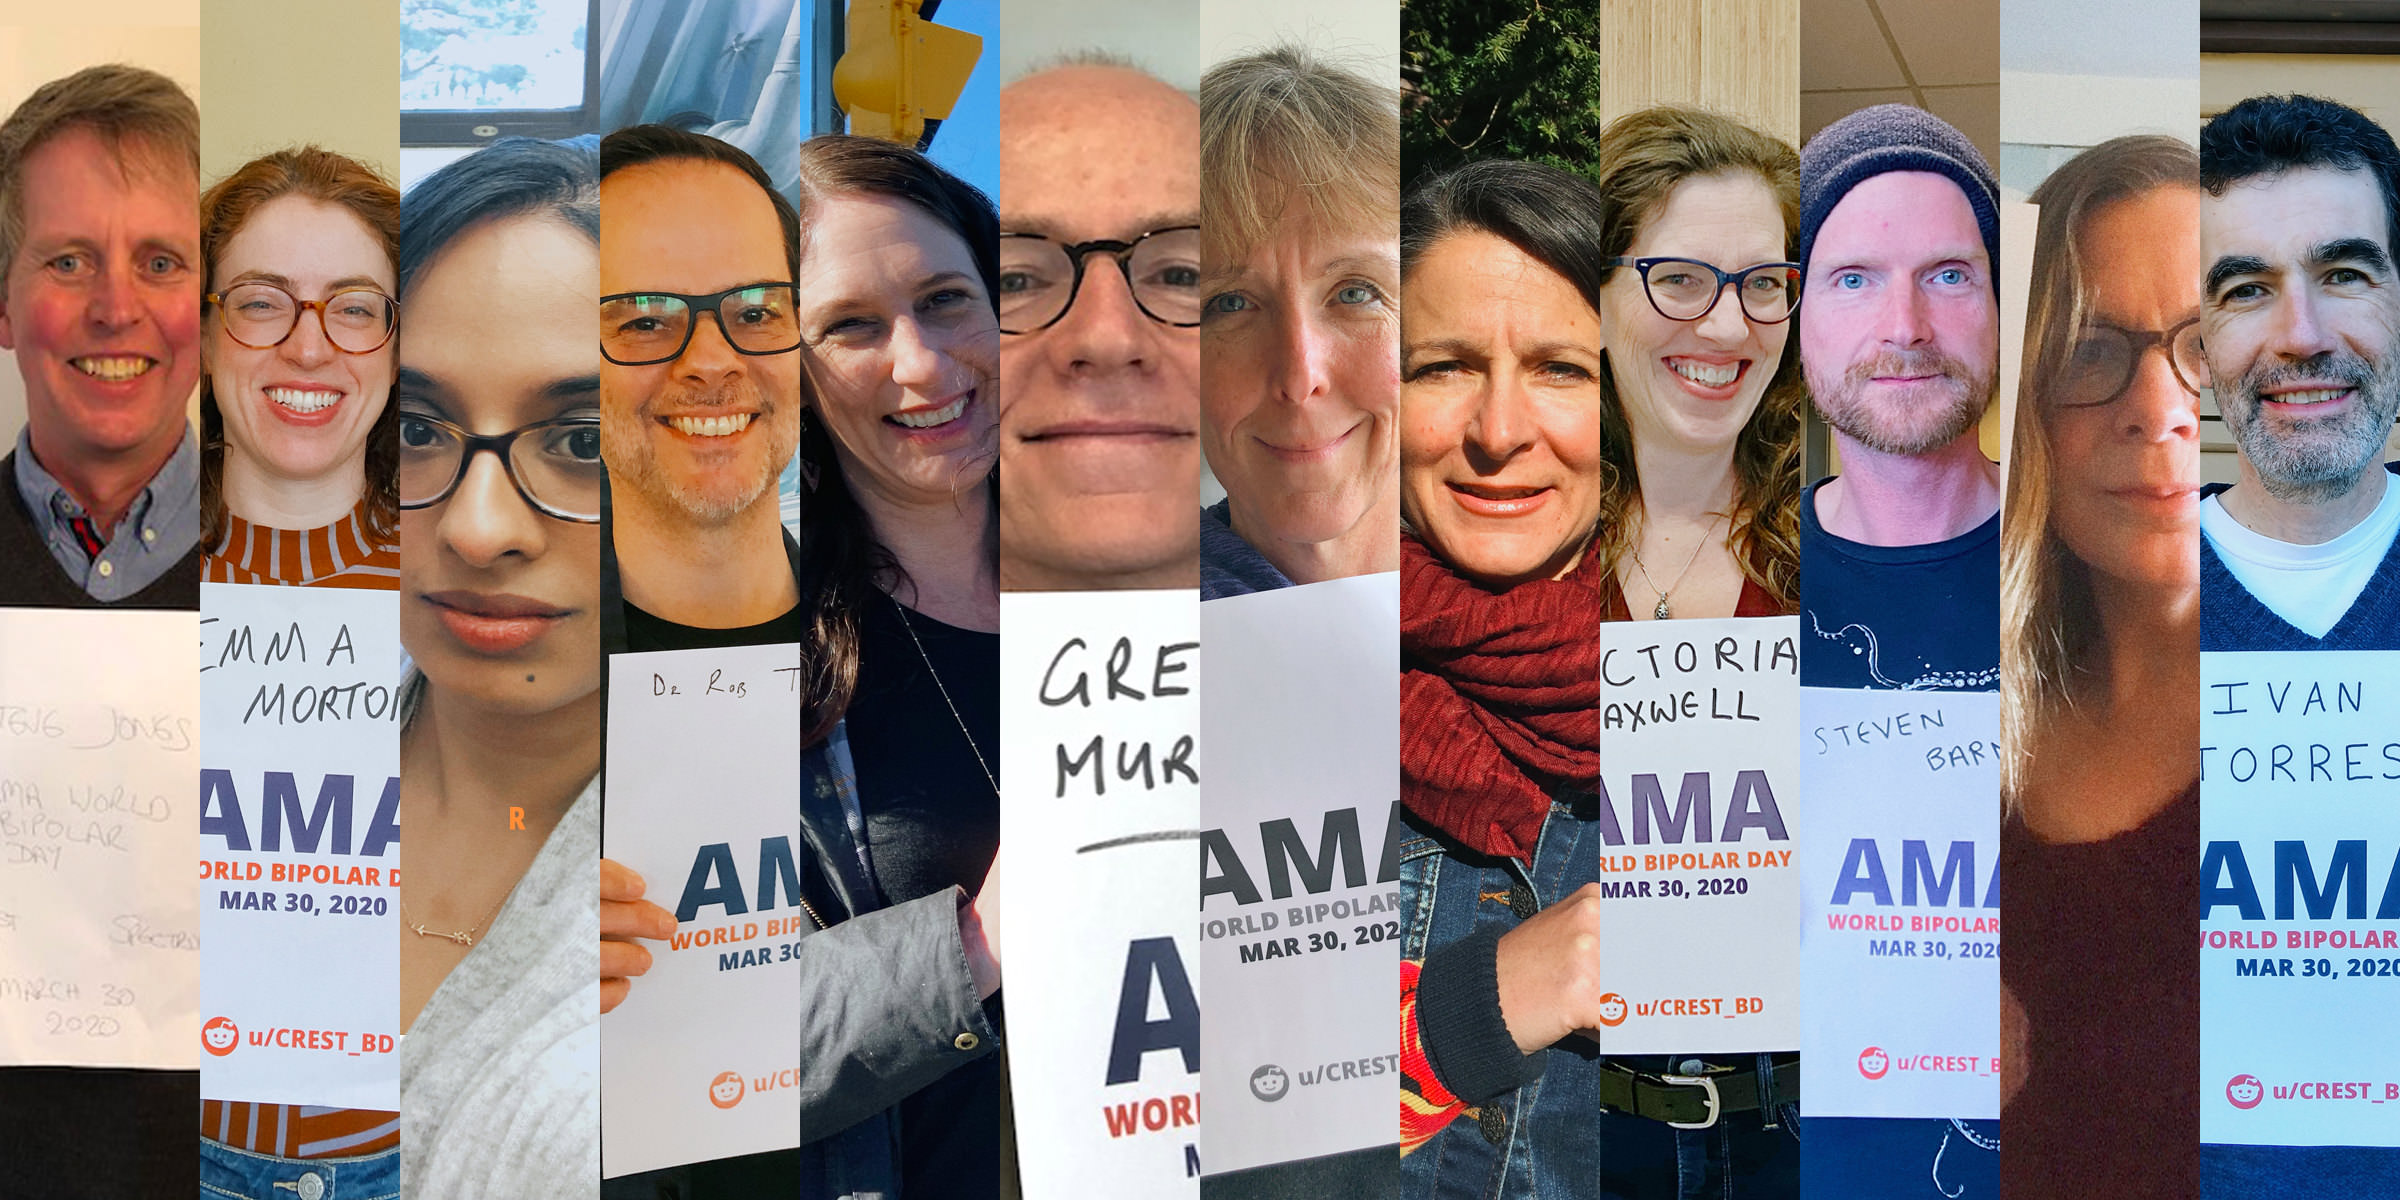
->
xmin=1592 ymin=106 xmax=1804 ymax=623
xmin=1999 ymin=133 xmax=2202 ymax=1200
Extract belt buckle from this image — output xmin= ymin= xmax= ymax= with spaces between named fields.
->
xmin=1660 ymin=1072 xmax=1721 ymax=1130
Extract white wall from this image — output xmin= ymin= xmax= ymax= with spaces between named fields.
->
xmin=0 ymin=9 xmax=201 ymax=447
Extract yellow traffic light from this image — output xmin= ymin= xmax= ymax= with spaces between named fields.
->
xmin=833 ymin=0 xmax=982 ymax=146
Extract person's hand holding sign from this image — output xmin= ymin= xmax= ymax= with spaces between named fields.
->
xmin=1495 ymin=881 xmax=1607 ymax=1053
xmin=601 ymin=857 xmax=676 ymax=1013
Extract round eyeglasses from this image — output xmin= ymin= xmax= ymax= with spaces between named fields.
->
xmin=600 ymin=283 xmax=802 ymax=367
xmin=998 ymin=226 xmax=1201 ymax=334
xmin=205 ymin=282 xmax=397 ymax=354
xmin=2054 ymin=316 xmax=2207 ymax=407
xmin=1606 ymin=257 xmax=1802 ymax=324
xmin=398 ymin=412 xmax=603 ymax=524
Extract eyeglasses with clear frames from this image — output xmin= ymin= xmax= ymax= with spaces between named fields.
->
xmin=205 ymin=282 xmax=397 ymax=354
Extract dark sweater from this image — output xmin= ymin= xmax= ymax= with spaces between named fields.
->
xmin=0 ymin=449 xmax=198 ymax=609
xmin=1199 ymin=500 xmax=1291 ymax=601
xmin=2200 ymin=465 xmax=2400 ymax=651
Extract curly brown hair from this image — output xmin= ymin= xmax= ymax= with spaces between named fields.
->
xmin=199 ymin=146 xmax=400 ymax=547
xmin=1590 ymin=106 xmax=1803 ymax=609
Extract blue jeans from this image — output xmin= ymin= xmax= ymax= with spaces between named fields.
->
xmin=199 ymin=1138 xmax=398 ymax=1200
xmin=1600 ymin=1055 xmax=1801 ymax=1199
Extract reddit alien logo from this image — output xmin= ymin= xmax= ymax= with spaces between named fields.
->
xmin=202 ymin=1016 xmax=239 ymax=1057
xmin=1596 ymin=992 xmax=1628 ymax=1027
xmin=1858 ymin=1047 xmax=1890 ymax=1080
xmin=2227 ymin=1074 xmax=2264 ymax=1110
xmin=708 ymin=1071 xmax=745 ymax=1110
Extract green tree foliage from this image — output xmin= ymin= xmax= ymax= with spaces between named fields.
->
xmin=1402 ymin=0 xmax=1606 ymax=186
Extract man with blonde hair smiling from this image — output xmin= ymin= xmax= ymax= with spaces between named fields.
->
xmin=0 ymin=62 xmax=202 ymax=607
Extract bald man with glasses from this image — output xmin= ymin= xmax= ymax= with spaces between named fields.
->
xmin=997 ymin=61 xmax=1202 ymax=591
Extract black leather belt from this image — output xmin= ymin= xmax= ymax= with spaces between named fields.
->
xmin=1599 ymin=1057 xmax=1801 ymax=1129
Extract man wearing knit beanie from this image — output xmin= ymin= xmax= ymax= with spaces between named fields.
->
xmin=1790 ymin=102 xmax=2002 ymax=1197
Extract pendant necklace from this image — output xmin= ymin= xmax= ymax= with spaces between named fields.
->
xmin=402 ymin=888 xmax=513 ymax=948
xmin=1627 ymin=514 xmax=1725 ymax=620
xmin=890 ymin=591 xmax=1000 ymax=800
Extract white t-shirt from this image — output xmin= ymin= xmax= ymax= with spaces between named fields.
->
xmin=2200 ymin=470 xmax=2400 ymax=638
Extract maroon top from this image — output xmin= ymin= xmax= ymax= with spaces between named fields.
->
xmin=2002 ymin=781 xmax=2200 ymax=1199
xmin=1600 ymin=575 xmax=1789 ymax=621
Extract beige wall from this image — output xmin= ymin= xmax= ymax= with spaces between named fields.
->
xmin=1602 ymin=0 xmax=1800 ymax=146
xmin=0 ymin=10 xmax=200 ymax=446
xmin=200 ymin=0 xmax=397 ymax=185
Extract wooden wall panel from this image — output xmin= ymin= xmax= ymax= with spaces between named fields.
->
xmin=1602 ymin=0 xmax=1800 ymax=146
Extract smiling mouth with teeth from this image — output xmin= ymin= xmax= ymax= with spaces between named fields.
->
xmin=266 ymin=387 xmax=341 ymax=414
xmin=72 ymin=355 xmax=155 ymax=383
xmin=890 ymin=394 xmax=970 ymax=429
xmin=2263 ymin=388 xmax=2351 ymax=406
xmin=666 ymin=413 xmax=754 ymax=437
xmin=1669 ymin=358 xmax=1743 ymax=388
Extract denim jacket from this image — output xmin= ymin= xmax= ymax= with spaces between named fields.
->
xmin=1398 ymin=794 xmax=1603 ymax=1200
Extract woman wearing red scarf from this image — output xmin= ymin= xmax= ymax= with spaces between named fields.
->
xmin=1395 ymin=107 xmax=1806 ymax=1198
xmin=1393 ymin=156 xmax=1614 ymax=1197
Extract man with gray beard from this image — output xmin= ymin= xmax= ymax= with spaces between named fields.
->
xmin=2199 ymin=94 xmax=2400 ymax=651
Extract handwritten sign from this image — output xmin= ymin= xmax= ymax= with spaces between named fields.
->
xmin=1597 ymin=615 xmax=1800 ymax=1054
xmin=2200 ymin=650 xmax=2400 ymax=1146
xmin=0 ymin=609 xmax=198 ymax=1069
xmin=1798 ymin=687 xmax=1999 ymax=1117
xmin=196 ymin=584 xmax=400 ymax=1106
xmin=1198 ymin=575 xmax=1397 ymax=1175
xmin=1004 ymin=589 xmax=1201 ymax=1195
xmin=600 ymin=643 xmax=803 ymax=1177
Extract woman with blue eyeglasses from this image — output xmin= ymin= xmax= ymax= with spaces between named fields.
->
xmin=1594 ymin=105 xmax=1804 ymax=1198
xmin=1593 ymin=106 xmax=1804 ymax=626
xmin=391 ymin=136 xmax=604 ymax=1198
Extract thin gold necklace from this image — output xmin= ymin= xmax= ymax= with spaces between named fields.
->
xmin=889 ymin=591 xmax=999 ymax=799
xmin=402 ymin=888 xmax=512 ymax=948
xmin=1627 ymin=514 xmax=1726 ymax=620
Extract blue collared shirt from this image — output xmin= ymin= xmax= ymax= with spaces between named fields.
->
xmin=11 ymin=424 xmax=200 ymax=601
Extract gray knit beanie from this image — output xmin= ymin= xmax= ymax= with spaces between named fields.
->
xmin=1799 ymin=104 xmax=1998 ymax=283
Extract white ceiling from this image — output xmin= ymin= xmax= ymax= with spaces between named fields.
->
xmin=1802 ymin=0 xmax=1999 ymax=163
xmin=2003 ymin=0 xmax=2200 ymax=77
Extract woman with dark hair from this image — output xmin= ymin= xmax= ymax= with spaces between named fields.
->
xmin=1999 ymin=133 xmax=2201 ymax=1200
xmin=391 ymin=135 xmax=604 ymax=1197
xmin=199 ymin=147 xmax=400 ymax=587
xmin=1395 ymin=156 xmax=1611 ymax=1196
xmin=786 ymin=130 xmax=1004 ymax=1199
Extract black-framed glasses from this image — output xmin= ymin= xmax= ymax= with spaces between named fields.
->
xmin=1606 ymin=257 xmax=1802 ymax=324
xmin=2055 ymin=315 xmax=2207 ymax=408
xmin=998 ymin=225 xmax=1200 ymax=334
xmin=398 ymin=412 xmax=602 ymax=523
xmin=599 ymin=283 xmax=800 ymax=366
xmin=205 ymin=282 xmax=397 ymax=354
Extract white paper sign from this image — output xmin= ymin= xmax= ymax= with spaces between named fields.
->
xmin=0 ymin=609 xmax=199 ymax=1069
xmin=2200 ymin=650 xmax=2400 ymax=1146
xmin=1004 ymin=589 xmax=1201 ymax=1197
xmin=1597 ymin=615 xmax=1800 ymax=1054
xmin=197 ymin=584 xmax=401 ymax=1106
xmin=1798 ymin=687 xmax=2000 ymax=1118
xmin=600 ymin=644 xmax=804 ymax=1177
xmin=1199 ymin=575 xmax=1398 ymax=1175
